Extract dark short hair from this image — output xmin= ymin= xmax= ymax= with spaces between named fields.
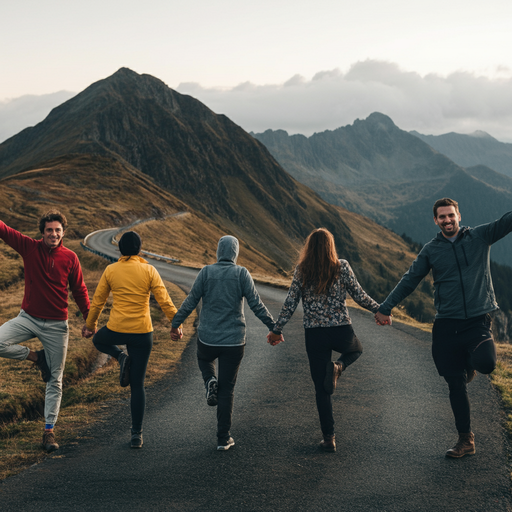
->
xmin=119 ymin=231 xmax=142 ymax=256
xmin=433 ymin=198 xmax=459 ymax=218
xmin=38 ymin=210 xmax=68 ymax=233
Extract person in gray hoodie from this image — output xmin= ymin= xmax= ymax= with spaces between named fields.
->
xmin=375 ymin=198 xmax=512 ymax=459
xmin=170 ymin=235 xmax=280 ymax=450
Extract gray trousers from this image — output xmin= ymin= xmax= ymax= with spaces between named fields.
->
xmin=0 ymin=310 xmax=69 ymax=425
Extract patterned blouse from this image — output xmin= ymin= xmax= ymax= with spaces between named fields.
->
xmin=274 ymin=259 xmax=380 ymax=331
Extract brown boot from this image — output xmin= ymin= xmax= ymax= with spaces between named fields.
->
xmin=42 ymin=430 xmax=59 ymax=453
xmin=445 ymin=432 xmax=475 ymax=458
xmin=324 ymin=362 xmax=344 ymax=394
xmin=319 ymin=435 xmax=336 ymax=452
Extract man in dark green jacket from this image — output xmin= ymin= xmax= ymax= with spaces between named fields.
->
xmin=375 ymin=198 xmax=512 ymax=458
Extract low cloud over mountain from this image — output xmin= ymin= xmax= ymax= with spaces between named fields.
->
xmin=177 ymin=60 xmax=512 ymax=142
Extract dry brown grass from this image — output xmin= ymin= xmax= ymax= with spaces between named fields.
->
xmin=491 ymin=344 xmax=512 ymax=436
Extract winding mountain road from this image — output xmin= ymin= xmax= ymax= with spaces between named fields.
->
xmin=1 ymin=228 xmax=510 ymax=511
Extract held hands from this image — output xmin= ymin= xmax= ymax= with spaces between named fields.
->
xmin=267 ymin=331 xmax=284 ymax=346
xmin=81 ymin=325 xmax=96 ymax=338
xmin=170 ymin=327 xmax=183 ymax=341
xmin=374 ymin=311 xmax=392 ymax=326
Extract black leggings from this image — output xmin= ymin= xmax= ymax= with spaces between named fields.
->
xmin=196 ymin=340 xmax=245 ymax=441
xmin=305 ymin=325 xmax=363 ymax=437
xmin=93 ymin=326 xmax=153 ymax=431
xmin=444 ymin=337 xmax=497 ymax=433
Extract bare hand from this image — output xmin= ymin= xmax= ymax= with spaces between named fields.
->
xmin=170 ymin=327 xmax=183 ymax=341
xmin=375 ymin=311 xmax=392 ymax=326
xmin=267 ymin=332 xmax=284 ymax=346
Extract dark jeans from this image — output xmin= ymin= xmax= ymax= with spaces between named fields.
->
xmin=305 ymin=325 xmax=363 ymax=437
xmin=197 ymin=340 xmax=245 ymax=440
xmin=93 ymin=326 xmax=153 ymax=432
xmin=432 ymin=314 xmax=496 ymax=433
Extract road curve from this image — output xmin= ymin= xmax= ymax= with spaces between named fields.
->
xmin=1 ymin=228 xmax=510 ymax=511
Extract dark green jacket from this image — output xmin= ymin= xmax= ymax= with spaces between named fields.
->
xmin=379 ymin=212 xmax=512 ymax=320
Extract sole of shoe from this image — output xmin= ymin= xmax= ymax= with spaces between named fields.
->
xmin=445 ymin=449 xmax=476 ymax=458
xmin=206 ymin=378 xmax=218 ymax=406
xmin=36 ymin=350 xmax=51 ymax=383
xmin=119 ymin=354 xmax=131 ymax=387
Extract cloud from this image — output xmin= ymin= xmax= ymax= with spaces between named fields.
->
xmin=0 ymin=91 xmax=75 ymax=143
xmin=177 ymin=60 xmax=512 ymax=141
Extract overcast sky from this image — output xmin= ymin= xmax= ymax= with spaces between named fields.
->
xmin=2 ymin=0 xmax=512 ymax=142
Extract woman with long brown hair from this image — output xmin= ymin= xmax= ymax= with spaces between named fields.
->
xmin=268 ymin=228 xmax=380 ymax=452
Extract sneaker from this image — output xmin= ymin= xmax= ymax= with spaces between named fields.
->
xmin=319 ymin=435 xmax=336 ymax=453
xmin=118 ymin=352 xmax=131 ymax=387
xmin=35 ymin=350 xmax=51 ymax=383
xmin=42 ymin=431 xmax=59 ymax=453
xmin=324 ymin=361 xmax=344 ymax=394
xmin=206 ymin=376 xmax=218 ymax=406
xmin=217 ymin=437 xmax=235 ymax=451
xmin=446 ymin=432 xmax=475 ymax=458
xmin=131 ymin=429 xmax=143 ymax=449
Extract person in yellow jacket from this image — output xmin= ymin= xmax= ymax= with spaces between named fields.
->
xmin=82 ymin=231 xmax=180 ymax=448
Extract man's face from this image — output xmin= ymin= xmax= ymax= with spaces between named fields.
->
xmin=42 ymin=221 xmax=65 ymax=249
xmin=434 ymin=206 xmax=461 ymax=238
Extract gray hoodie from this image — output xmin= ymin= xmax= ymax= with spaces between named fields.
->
xmin=171 ymin=236 xmax=275 ymax=345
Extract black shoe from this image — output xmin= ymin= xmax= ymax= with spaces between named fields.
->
xmin=118 ymin=352 xmax=131 ymax=387
xmin=131 ymin=429 xmax=143 ymax=449
xmin=217 ymin=437 xmax=235 ymax=451
xmin=206 ymin=376 xmax=218 ymax=406
xmin=42 ymin=431 xmax=59 ymax=452
xmin=319 ymin=435 xmax=336 ymax=452
xmin=35 ymin=350 xmax=51 ymax=383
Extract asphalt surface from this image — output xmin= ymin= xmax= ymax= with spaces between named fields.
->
xmin=1 ymin=229 xmax=511 ymax=511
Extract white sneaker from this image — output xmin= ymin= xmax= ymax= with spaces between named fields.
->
xmin=217 ymin=437 xmax=235 ymax=451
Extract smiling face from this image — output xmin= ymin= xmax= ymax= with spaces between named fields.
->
xmin=42 ymin=220 xmax=65 ymax=249
xmin=434 ymin=205 xmax=461 ymax=238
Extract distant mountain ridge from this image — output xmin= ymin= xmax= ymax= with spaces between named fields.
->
xmin=252 ymin=113 xmax=512 ymax=266
xmin=410 ymin=130 xmax=512 ymax=178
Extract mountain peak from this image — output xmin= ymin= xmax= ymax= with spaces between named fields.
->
xmin=365 ymin=112 xmax=396 ymax=128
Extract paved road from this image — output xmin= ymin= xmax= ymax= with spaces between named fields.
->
xmin=1 ymin=229 xmax=511 ymax=511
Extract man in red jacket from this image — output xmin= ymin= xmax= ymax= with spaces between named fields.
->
xmin=0 ymin=210 xmax=90 ymax=452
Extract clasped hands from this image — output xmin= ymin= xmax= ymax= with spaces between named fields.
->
xmin=170 ymin=327 xmax=183 ymax=341
xmin=81 ymin=325 xmax=96 ymax=338
xmin=267 ymin=331 xmax=284 ymax=346
xmin=374 ymin=311 xmax=392 ymax=326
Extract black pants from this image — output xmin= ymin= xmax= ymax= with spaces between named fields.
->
xmin=432 ymin=314 xmax=496 ymax=433
xmin=197 ymin=340 xmax=245 ymax=441
xmin=93 ymin=326 xmax=153 ymax=432
xmin=305 ymin=325 xmax=363 ymax=437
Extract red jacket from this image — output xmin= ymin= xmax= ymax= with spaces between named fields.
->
xmin=0 ymin=221 xmax=90 ymax=321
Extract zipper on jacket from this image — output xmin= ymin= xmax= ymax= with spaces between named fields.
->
xmin=461 ymin=246 xmax=469 ymax=266
xmin=451 ymin=244 xmax=468 ymax=318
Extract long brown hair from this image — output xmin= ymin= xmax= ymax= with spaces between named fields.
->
xmin=297 ymin=228 xmax=340 ymax=294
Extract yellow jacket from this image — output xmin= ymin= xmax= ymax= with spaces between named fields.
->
xmin=86 ymin=255 xmax=178 ymax=333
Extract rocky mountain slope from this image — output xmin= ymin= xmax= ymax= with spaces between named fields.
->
xmin=411 ymin=130 xmax=512 ymax=178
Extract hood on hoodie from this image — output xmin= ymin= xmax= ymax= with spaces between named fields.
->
xmin=217 ymin=236 xmax=239 ymax=263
